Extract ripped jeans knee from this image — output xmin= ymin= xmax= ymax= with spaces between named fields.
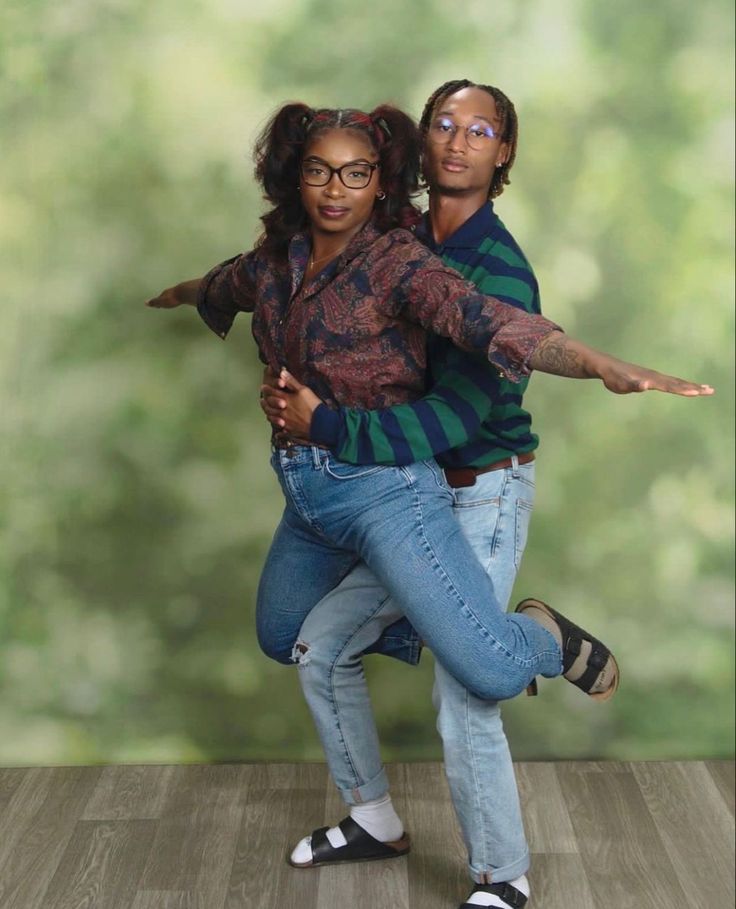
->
xmin=291 ymin=639 xmax=312 ymax=668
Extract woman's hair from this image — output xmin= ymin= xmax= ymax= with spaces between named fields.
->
xmin=253 ymin=103 xmax=422 ymax=260
xmin=418 ymin=79 xmax=519 ymax=199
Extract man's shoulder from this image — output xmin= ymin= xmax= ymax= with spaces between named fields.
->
xmin=480 ymin=214 xmax=535 ymax=276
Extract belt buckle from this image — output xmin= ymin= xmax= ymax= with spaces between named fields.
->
xmin=274 ymin=432 xmax=298 ymax=458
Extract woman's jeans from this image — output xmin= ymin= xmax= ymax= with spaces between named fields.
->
xmin=293 ymin=461 xmax=537 ymax=884
xmin=256 ymin=447 xmax=561 ymax=701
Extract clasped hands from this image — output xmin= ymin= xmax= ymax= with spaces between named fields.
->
xmin=260 ymin=367 xmax=323 ymax=440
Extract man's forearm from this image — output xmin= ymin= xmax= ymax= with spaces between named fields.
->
xmin=528 ymin=330 xmax=713 ymax=396
xmin=528 ymin=331 xmax=599 ymax=379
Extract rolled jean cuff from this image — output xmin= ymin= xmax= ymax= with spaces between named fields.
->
xmin=338 ymin=765 xmax=390 ymax=806
xmin=469 ymin=849 xmax=530 ymax=886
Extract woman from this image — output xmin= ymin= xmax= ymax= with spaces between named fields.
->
xmin=146 ymin=104 xmax=711 ymax=871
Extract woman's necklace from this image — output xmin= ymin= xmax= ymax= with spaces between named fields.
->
xmin=308 ymin=243 xmax=349 ymax=273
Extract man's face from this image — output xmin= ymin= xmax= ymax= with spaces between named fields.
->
xmin=423 ymin=87 xmax=509 ymax=197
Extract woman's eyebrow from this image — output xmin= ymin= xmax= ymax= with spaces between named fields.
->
xmin=303 ymin=155 xmax=374 ymax=165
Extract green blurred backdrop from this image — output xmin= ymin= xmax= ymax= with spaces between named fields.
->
xmin=2 ymin=0 xmax=734 ymax=766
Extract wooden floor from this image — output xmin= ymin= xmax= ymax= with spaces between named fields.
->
xmin=0 ymin=761 xmax=732 ymax=909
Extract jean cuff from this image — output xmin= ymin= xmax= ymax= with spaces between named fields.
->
xmin=469 ymin=848 xmax=530 ymax=885
xmin=338 ymin=765 xmax=390 ymax=806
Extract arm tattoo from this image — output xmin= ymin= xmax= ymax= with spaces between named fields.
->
xmin=530 ymin=333 xmax=591 ymax=378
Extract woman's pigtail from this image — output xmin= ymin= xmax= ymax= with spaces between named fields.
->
xmin=370 ymin=105 xmax=422 ymax=230
xmin=254 ymin=102 xmax=314 ymax=258
xmin=254 ymin=102 xmax=313 ymax=202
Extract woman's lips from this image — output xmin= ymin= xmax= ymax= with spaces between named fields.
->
xmin=318 ymin=206 xmax=350 ymax=219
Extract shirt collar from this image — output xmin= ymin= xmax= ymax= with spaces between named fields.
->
xmin=288 ymin=221 xmax=382 ymax=295
xmin=416 ymin=200 xmax=500 ymax=252
xmin=289 ymin=220 xmax=382 ymax=269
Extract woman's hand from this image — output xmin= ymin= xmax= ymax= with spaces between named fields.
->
xmin=260 ymin=368 xmax=323 ymax=438
xmin=145 ymin=278 xmax=202 ymax=308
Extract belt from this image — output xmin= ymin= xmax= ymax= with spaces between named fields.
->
xmin=272 ymin=433 xmax=329 ymax=455
xmin=444 ymin=452 xmax=535 ymax=489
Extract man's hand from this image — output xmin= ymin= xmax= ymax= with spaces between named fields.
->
xmin=260 ymin=368 xmax=323 ymax=438
xmin=596 ymin=356 xmax=715 ymax=396
xmin=145 ymin=278 xmax=202 ymax=308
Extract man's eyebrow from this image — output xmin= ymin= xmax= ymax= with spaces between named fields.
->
xmin=436 ymin=109 xmax=500 ymax=126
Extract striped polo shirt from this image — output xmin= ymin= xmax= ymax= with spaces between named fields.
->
xmin=310 ymin=201 xmax=541 ymax=468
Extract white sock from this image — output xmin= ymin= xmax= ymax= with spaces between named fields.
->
xmin=290 ymin=794 xmax=404 ymax=865
xmin=465 ymin=875 xmax=530 ymax=907
xmin=349 ymin=793 xmax=404 ymax=843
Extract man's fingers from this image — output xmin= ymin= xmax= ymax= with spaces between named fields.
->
xmin=649 ymin=373 xmax=715 ymax=396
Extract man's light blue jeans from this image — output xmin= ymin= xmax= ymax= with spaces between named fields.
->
xmin=257 ymin=447 xmax=560 ymax=702
xmin=291 ymin=460 xmax=536 ymax=884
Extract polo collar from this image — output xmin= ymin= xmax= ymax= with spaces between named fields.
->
xmin=417 ymin=201 xmax=500 ymax=252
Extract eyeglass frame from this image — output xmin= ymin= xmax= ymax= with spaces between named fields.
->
xmin=300 ymin=158 xmax=381 ymax=189
xmin=426 ymin=116 xmax=502 ymax=150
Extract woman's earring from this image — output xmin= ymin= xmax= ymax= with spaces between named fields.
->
xmin=376 ymin=191 xmax=386 ymax=200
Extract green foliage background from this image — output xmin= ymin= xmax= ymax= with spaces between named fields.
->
xmin=2 ymin=0 xmax=733 ymax=765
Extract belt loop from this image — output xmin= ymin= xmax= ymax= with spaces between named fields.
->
xmin=511 ymin=453 xmax=520 ymax=478
xmin=311 ymin=445 xmax=321 ymax=469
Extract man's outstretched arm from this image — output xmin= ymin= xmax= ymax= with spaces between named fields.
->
xmin=528 ymin=332 xmax=714 ymax=396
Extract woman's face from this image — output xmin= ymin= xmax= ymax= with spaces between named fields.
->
xmin=300 ymin=128 xmax=382 ymax=241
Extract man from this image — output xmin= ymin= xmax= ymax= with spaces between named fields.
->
xmin=262 ymin=79 xmax=545 ymax=909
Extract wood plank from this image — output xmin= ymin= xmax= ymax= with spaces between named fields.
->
xmin=397 ymin=762 xmax=469 ymax=909
xmin=139 ymin=763 xmax=245 ymax=906
xmin=516 ymin=762 xmax=577 ymax=854
xmin=705 ymin=759 xmax=735 ymax=816
xmin=556 ymin=763 xmax=691 ymax=909
xmin=225 ymin=781 xmax=324 ymax=909
xmin=632 ymin=761 xmax=735 ymax=907
xmin=131 ymin=893 xmax=193 ymax=909
xmin=83 ymin=764 xmax=175 ymax=820
xmin=0 ymin=767 xmax=102 ymax=909
xmin=41 ymin=819 xmax=157 ymax=909
xmin=0 ymin=767 xmax=27 ymax=815
xmin=527 ymin=854 xmax=597 ymax=909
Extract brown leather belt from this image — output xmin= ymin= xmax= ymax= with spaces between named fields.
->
xmin=272 ymin=434 xmax=329 ymax=455
xmin=444 ymin=452 xmax=535 ymax=488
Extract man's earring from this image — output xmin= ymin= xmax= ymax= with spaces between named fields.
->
xmin=376 ymin=191 xmax=386 ymax=200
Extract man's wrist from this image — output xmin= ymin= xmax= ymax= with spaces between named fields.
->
xmin=310 ymin=404 xmax=340 ymax=446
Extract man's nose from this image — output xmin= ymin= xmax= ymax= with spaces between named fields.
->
xmin=447 ymin=128 xmax=468 ymax=153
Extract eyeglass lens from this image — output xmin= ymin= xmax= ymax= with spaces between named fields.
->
xmin=301 ymin=161 xmax=376 ymax=188
xmin=428 ymin=117 xmax=498 ymax=150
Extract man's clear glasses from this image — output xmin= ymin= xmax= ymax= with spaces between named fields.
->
xmin=427 ymin=116 xmax=499 ymax=151
xmin=301 ymin=159 xmax=380 ymax=189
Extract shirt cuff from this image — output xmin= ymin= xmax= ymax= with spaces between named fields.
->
xmin=196 ymin=257 xmax=239 ymax=340
xmin=489 ymin=318 xmax=562 ymax=382
xmin=310 ymin=404 xmax=341 ymax=446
